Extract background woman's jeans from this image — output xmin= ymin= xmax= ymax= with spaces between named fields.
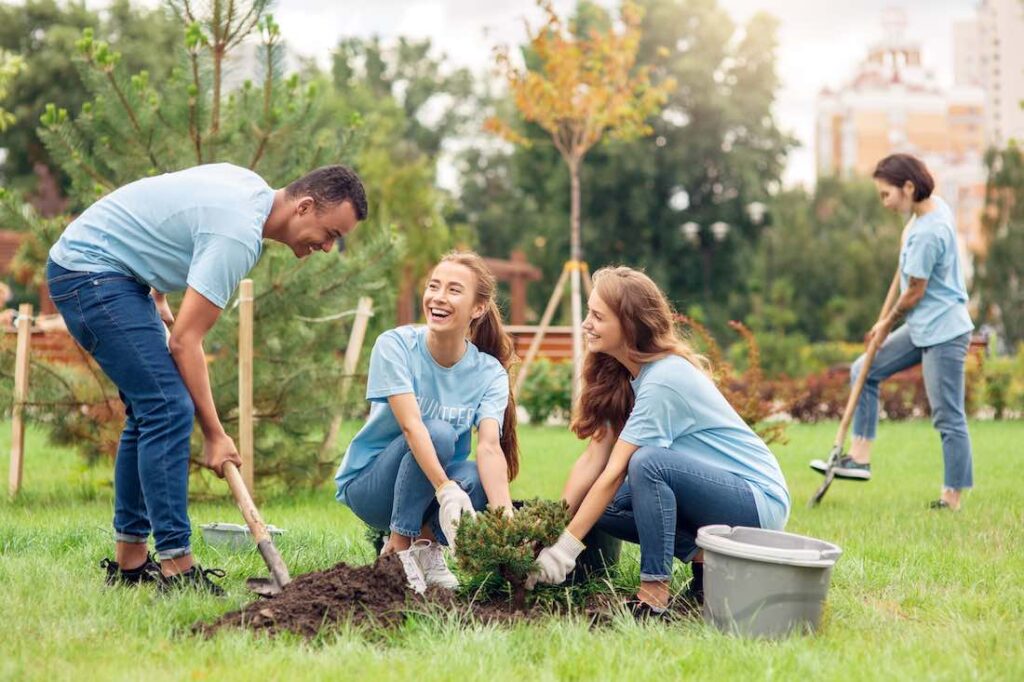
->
xmin=342 ymin=419 xmax=487 ymax=545
xmin=595 ymin=446 xmax=762 ymax=582
xmin=46 ymin=259 xmax=194 ymax=560
xmin=850 ymin=325 xmax=973 ymax=489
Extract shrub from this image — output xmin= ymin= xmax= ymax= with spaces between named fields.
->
xmin=679 ymin=316 xmax=788 ymax=445
xmin=798 ymin=341 xmax=864 ymax=375
xmin=784 ymin=368 xmax=849 ymax=423
xmin=727 ymin=330 xmax=809 ymax=379
xmin=455 ymin=499 xmax=570 ymax=611
xmin=518 ymin=358 xmax=572 ymax=424
xmin=980 ymin=354 xmax=1024 ymax=419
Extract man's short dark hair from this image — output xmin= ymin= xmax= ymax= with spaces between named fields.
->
xmin=872 ymin=154 xmax=935 ymax=202
xmin=286 ymin=165 xmax=368 ymax=220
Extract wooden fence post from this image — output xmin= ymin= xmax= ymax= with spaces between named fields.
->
xmin=238 ymin=280 xmax=254 ymax=495
xmin=9 ymin=304 xmax=32 ymax=498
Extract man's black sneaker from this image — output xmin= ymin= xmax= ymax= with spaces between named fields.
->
xmin=100 ymin=554 xmax=161 ymax=586
xmin=809 ymin=455 xmax=872 ymax=480
xmin=159 ymin=565 xmax=227 ymax=596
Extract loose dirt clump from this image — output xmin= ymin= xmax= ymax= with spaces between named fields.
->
xmin=196 ymin=554 xmax=443 ymax=638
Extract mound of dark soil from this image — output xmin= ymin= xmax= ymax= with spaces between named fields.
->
xmin=196 ymin=555 xmax=698 ymax=638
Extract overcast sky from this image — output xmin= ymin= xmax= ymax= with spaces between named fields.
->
xmin=268 ymin=0 xmax=978 ymax=187
xmin=90 ymin=0 xmax=980 ymax=187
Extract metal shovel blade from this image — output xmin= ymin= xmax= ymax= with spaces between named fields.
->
xmin=808 ymin=444 xmax=843 ymax=508
xmin=245 ymin=576 xmax=283 ymax=597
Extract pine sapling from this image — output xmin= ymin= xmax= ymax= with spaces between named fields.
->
xmin=455 ymin=499 xmax=570 ymax=611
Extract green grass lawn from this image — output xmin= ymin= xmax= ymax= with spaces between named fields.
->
xmin=1 ymin=419 xmax=1022 ymax=681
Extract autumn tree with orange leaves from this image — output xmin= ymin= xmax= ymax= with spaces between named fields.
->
xmin=488 ymin=0 xmax=674 ymax=400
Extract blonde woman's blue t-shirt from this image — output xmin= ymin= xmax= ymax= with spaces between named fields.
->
xmin=899 ymin=197 xmax=973 ymax=347
xmin=49 ymin=163 xmax=272 ymax=309
xmin=619 ymin=354 xmax=790 ymax=530
xmin=334 ymin=325 xmax=509 ymax=504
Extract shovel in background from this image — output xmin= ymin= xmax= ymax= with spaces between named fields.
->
xmin=222 ymin=461 xmax=292 ymax=596
xmin=807 ymin=265 xmax=901 ymax=508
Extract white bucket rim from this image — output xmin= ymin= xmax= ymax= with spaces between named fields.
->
xmin=696 ymin=524 xmax=842 ymax=568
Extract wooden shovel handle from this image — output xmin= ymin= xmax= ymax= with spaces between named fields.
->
xmin=833 ymin=266 xmax=902 ymax=448
xmin=223 ymin=462 xmax=270 ymax=544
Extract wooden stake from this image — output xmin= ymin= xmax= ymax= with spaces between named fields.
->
xmin=9 ymin=304 xmax=32 ymax=498
xmin=238 ymin=279 xmax=254 ymax=496
xmin=343 ymin=297 xmax=374 ymax=379
xmin=319 ymin=297 xmax=374 ymax=462
xmin=582 ymin=263 xmax=593 ymax=297
xmin=514 ymin=265 xmax=570 ymax=396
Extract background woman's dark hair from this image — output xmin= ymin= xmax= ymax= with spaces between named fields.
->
xmin=286 ymin=165 xmax=368 ymax=219
xmin=872 ymin=154 xmax=934 ymax=202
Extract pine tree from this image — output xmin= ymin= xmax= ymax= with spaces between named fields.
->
xmin=0 ymin=49 xmax=24 ymax=132
xmin=455 ymin=499 xmax=570 ymax=611
xmin=0 ymin=2 xmax=397 ymax=488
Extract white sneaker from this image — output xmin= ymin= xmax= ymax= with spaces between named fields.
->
xmin=394 ymin=546 xmax=428 ymax=594
xmin=411 ymin=539 xmax=460 ymax=590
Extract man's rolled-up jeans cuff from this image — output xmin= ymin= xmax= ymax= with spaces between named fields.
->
xmin=114 ymin=532 xmax=149 ymax=544
xmin=155 ymin=546 xmax=191 ymax=561
xmin=639 ymin=572 xmax=673 ymax=582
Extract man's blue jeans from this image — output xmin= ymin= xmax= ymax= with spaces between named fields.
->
xmin=47 ymin=259 xmax=194 ymax=560
xmin=595 ymin=446 xmax=762 ymax=582
xmin=851 ymin=325 xmax=973 ymax=490
xmin=341 ymin=419 xmax=487 ymax=544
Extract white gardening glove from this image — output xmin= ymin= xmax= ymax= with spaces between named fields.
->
xmin=435 ymin=480 xmax=476 ymax=551
xmin=525 ymin=530 xmax=585 ymax=590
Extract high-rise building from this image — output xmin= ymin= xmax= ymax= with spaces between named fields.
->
xmin=954 ymin=19 xmax=983 ymax=90
xmin=972 ymin=0 xmax=1024 ymax=147
xmin=816 ymin=10 xmax=987 ymax=264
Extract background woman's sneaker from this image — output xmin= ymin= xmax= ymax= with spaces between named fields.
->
xmin=100 ymin=554 xmax=161 ymax=586
xmin=411 ymin=539 xmax=459 ymax=590
xmin=809 ymin=455 xmax=872 ymax=480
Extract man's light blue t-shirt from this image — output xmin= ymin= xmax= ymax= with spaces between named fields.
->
xmin=900 ymin=197 xmax=973 ymax=347
xmin=335 ymin=325 xmax=509 ymax=504
xmin=49 ymin=163 xmax=273 ymax=309
xmin=619 ymin=355 xmax=791 ymax=530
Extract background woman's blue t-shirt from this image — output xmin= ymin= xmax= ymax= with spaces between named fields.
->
xmin=619 ymin=354 xmax=790 ymax=530
xmin=335 ymin=325 xmax=509 ymax=503
xmin=899 ymin=196 xmax=973 ymax=347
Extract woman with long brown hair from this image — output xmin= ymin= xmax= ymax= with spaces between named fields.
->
xmin=529 ymin=266 xmax=790 ymax=616
xmin=335 ymin=251 xmax=519 ymax=591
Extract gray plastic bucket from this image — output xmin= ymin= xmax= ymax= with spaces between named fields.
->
xmin=696 ymin=525 xmax=842 ymax=638
xmin=200 ymin=522 xmax=286 ymax=551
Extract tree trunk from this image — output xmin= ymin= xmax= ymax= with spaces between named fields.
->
xmin=397 ymin=264 xmax=416 ymax=325
xmin=569 ymin=158 xmax=581 ymax=263
xmin=568 ymin=158 xmax=584 ymax=405
xmin=501 ymin=567 xmax=528 ymax=612
xmin=211 ymin=44 xmax=223 ymax=134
